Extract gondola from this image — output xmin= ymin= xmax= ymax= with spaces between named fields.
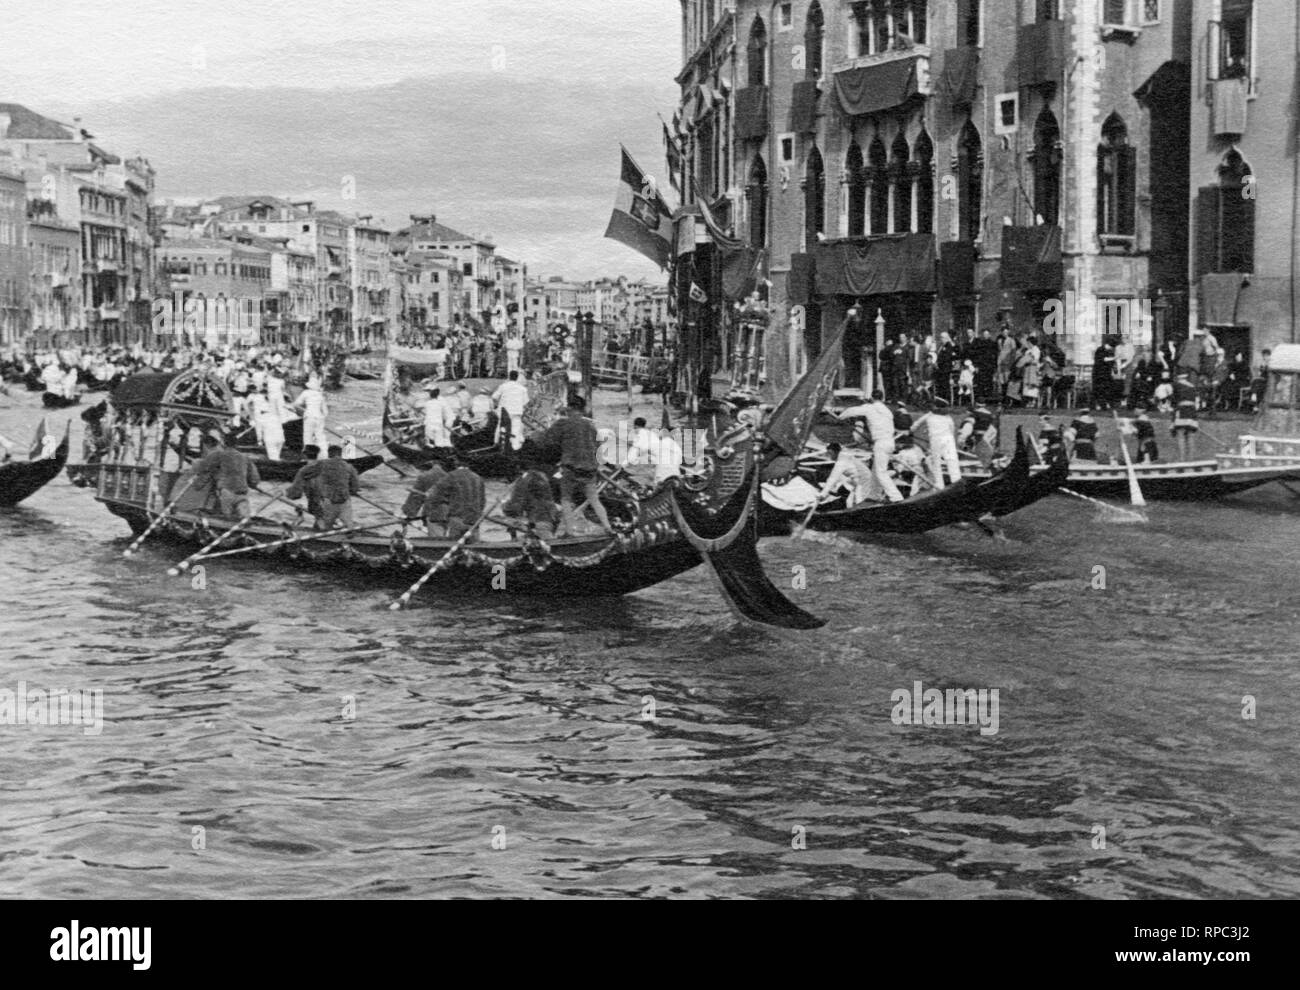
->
xmin=961 ymin=451 xmax=1300 ymax=500
xmin=382 ymin=405 xmax=520 ymax=479
xmin=66 ymin=366 xmax=830 ymax=630
xmin=41 ymin=391 xmax=81 ymax=409
xmin=759 ymin=429 xmax=1046 ymax=536
xmin=0 ymin=422 xmax=69 ymax=507
xmin=223 ymin=417 xmax=388 ymax=482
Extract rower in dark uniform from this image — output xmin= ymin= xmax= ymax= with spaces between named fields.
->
xmin=1134 ymin=408 xmax=1159 ymax=463
xmin=1069 ymin=409 xmax=1099 ymax=461
xmin=958 ymin=403 xmax=997 ymax=451
xmin=1171 ymin=373 xmax=1200 ymax=461
xmin=1038 ymin=416 xmax=1065 ymax=459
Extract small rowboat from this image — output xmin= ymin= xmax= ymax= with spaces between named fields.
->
xmin=0 ymin=422 xmax=69 ymax=507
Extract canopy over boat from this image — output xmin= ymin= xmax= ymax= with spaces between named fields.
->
xmin=109 ymin=369 xmax=234 ymax=426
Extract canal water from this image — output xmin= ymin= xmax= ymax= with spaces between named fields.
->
xmin=2 ymin=381 xmax=1297 ymax=898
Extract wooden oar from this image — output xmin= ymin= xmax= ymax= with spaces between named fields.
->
xmin=123 ymin=476 xmax=197 ymax=558
xmin=354 ymin=490 xmax=408 ymax=523
xmin=1056 ymin=485 xmax=1147 ymax=522
xmin=1113 ymin=411 xmax=1147 ymax=507
xmin=388 ymin=491 xmax=510 ymax=610
xmin=193 ymin=519 xmax=406 ymax=562
xmin=166 ymin=489 xmax=286 ymax=576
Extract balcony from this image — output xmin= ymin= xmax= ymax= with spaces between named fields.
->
xmin=97 ymin=304 xmax=122 ymax=320
xmin=832 ymin=50 xmax=931 ymax=118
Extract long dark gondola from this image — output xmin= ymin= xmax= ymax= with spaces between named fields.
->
xmin=760 ymin=429 xmax=1051 ymax=536
xmin=0 ymin=423 xmax=69 ymax=507
xmin=41 ymin=391 xmax=81 ymax=409
xmin=67 ymin=366 xmax=826 ymax=630
xmin=382 ymin=404 xmax=519 ymax=478
xmin=225 ymin=417 xmax=386 ymax=482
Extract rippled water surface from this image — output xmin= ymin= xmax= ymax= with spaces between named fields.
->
xmin=2 ymin=383 xmax=1299 ymax=899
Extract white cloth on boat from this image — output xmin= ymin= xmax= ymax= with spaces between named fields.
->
xmin=761 ymin=476 xmax=822 ymax=512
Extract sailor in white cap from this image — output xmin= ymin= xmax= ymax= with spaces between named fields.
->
xmin=423 ymin=383 xmax=454 ymax=449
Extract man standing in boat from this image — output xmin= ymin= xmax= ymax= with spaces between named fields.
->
xmin=492 ymin=371 xmax=530 ymax=450
xmin=286 ymin=445 xmax=361 ymax=530
xmin=292 ymin=375 xmax=329 ymax=455
xmin=423 ymin=385 xmax=455 ymax=451
xmin=544 ymin=397 xmax=615 ymax=538
xmin=1068 ymin=409 xmax=1099 ymax=461
xmin=1171 ymin=373 xmax=1200 ymax=462
xmin=193 ymin=435 xmax=261 ymax=519
xmin=910 ymin=398 xmax=962 ymax=490
xmin=837 ymin=391 xmax=903 ymax=503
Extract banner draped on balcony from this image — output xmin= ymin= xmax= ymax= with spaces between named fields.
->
xmin=1210 ymin=79 xmax=1248 ymax=138
xmin=734 ymin=87 xmax=769 ymax=140
xmin=1018 ymin=21 xmax=1065 ymax=87
xmin=833 ymin=60 xmax=919 ymax=117
xmin=939 ymin=48 xmax=980 ymax=107
xmin=1000 ymin=225 xmax=1063 ymax=291
xmin=721 ymin=247 xmax=762 ymax=301
xmin=1198 ymin=274 xmax=1247 ymax=326
xmin=791 ymin=81 xmax=821 ymax=134
xmin=698 ymin=198 xmax=744 ymax=252
xmin=938 ymin=241 xmax=976 ymax=299
xmin=814 ymin=235 xmax=936 ymax=296
xmin=788 ymin=253 xmax=816 ymax=305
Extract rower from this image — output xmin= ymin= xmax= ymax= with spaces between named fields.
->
xmin=1134 ymin=407 xmax=1159 ymax=463
xmin=422 ymin=384 xmax=455 ymax=450
xmin=1171 ymin=373 xmax=1200 ymax=462
xmin=503 ymin=467 xmax=562 ymax=540
xmin=1038 ymin=416 xmax=1065 ymax=460
xmin=837 ymin=390 xmax=903 ymax=503
xmin=193 ymin=435 xmax=260 ymax=519
xmin=402 ymin=462 xmax=449 ymax=531
xmin=891 ymin=400 xmax=913 ymax=434
xmin=958 ymin=402 xmax=997 ymax=453
xmin=1069 ymin=409 xmax=1099 ymax=461
xmin=910 ymin=398 xmax=962 ymax=490
xmin=285 ymin=444 xmax=361 ymax=530
xmin=820 ymin=442 xmax=872 ymax=507
xmin=426 ymin=461 xmax=486 ymax=541
xmin=492 ymin=371 xmax=530 ymax=450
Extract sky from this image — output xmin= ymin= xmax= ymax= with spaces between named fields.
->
xmin=0 ymin=0 xmax=683 ymax=281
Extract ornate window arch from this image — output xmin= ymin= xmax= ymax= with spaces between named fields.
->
xmin=914 ymin=129 xmax=934 ymax=235
xmin=868 ymin=136 xmax=889 ymax=235
xmin=1098 ymin=113 xmax=1135 ymax=238
xmin=956 ymin=120 xmax=983 ymax=242
xmin=805 ymin=2 xmax=825 ymax=79
xmin=748 ymin=155 xmax=769 ymax=249
xmin=890 ymin=131 xmax=911 ymax=234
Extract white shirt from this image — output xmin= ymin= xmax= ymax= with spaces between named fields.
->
xmin=492 ymin=380 xmax=530 ymax=418
xmin=424 ymin=397 xmax=452 ymax=444
xmin=824 ymin=451 xmax=871 ymax=502
xmin=840 ymin=402 xmax=896 ymax=446
xmin=470 ymin=393 xmax=494 ymax=423
xmin=297 ymin=387 xmax=327 ymax=420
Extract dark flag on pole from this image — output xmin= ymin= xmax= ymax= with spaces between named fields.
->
xmin=764 ymin=320 xmax=847 ymax=462
xmin=663 ymin=123 xmax=683 ymax=193
xmin=604 ymin=146 xmax=673 ymax=270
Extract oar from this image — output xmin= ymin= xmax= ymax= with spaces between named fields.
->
xmin=166 ymin=489 xmax=286 ymax=576
xmin=1113 ymin=411 xmax=1147 ymax=507
xmin=1056 ymin=485 xmax=1147 ymax=522
xmin=388 ymin=491 xmax=510 ymax=610
xmin=354 ymin=490 xmax=408 ymax=523
xmin=194 ymin=519 xmax=408 ymax=562
xmin=123 ymin=476 xmax=198 ymax=558
xmin=326 ymin=424 xmax=411 ymax=479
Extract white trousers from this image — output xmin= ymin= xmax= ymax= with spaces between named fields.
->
xmin=302 ymin=416 xmax=329 ymax=453
xmin=928 ymin=435 xmax=962 ymax=490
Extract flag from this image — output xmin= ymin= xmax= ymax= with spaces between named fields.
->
xmin=604 ymin=146 xmax=673 ymax=270
xmin=663 ymin=123 xmax=683 ymax=192
xmin=661 ymin=406 xmax=672 ymax=432
xmin=764 ymin=321 xmax=846 ymax=461
xmin=689 ymin=282 xmax=708 ymax=304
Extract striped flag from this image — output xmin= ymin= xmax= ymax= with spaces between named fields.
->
xmin=663 ymin=123 xmax=683 ymax=192
xmin=604 ymin=146 xmax=673 ymax=270
xmin=689 ymin=282 xmax=708 ymax=304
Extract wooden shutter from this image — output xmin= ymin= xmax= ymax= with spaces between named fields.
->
xmin=1195 ymin=185 xmax=1222 ymax=277
xmin=1117 ymin=146 xmax=1137 ymax=235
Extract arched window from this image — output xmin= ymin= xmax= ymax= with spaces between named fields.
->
xmin=956 ymin=121 xmax=983 ymax=242
xmin=890 ymin=132 xmax=911 ymax=233
xmin=1097 ymin=113 xmax=1135 ymax=237
xmin=869 ymin=137 xmax=889 ymax=235
xmin=1032 ymin=107 xmax=1061 ymax=225
xmin=847 ymin=142 xmax=866 ymax=237
xmin=747 ymin=16 xmax=768 ymax=87
xmin=748 ymin=155 xmax=768 ymax=249
xmin=915 ymin=129 xmax=934 ymax=235
xmin=805 ymin=146 xmax=826 ymax=246
xmin=805 ymin=2 xmax=825 ymax=80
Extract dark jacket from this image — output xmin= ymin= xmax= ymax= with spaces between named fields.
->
xmin=287 ymin=457 xmax=360 ymax=505
xmin=195 ymin=447 xmax=259 ymax=495
xmin=402 ymin=465 xmax=448 ymax=520
xmin=428 ymin=467 xmax=485 ymax=524
xmin=503 ymin=470 xmax=561 ymax=528
xmin=544 ymin=412 xmax=599 ymax=472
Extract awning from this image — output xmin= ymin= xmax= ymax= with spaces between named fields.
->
xmin=788 ymin=253 xmax=816 ymax=305
xmin=939 ymin=47 xmax=980 ymax=107
xmin=791 ymin=81 xmax=820 ymax=134
xmin=1018 ymin=20 xmax=1065 ymax=87
xmin=1198 ymin=273 xmax=1246 ymax=326
xmin=1000 ymin=225 xmax=1063 ymax=291
xmin=734 ymin=86 xmax=768 ymax=140
xmin=833 ymin=57 xmax=919 ymax=117
xmin=814 ymin=235 xmax=937 ymax=296
xmin=938 ymin=241 xmax=976 ymax=298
